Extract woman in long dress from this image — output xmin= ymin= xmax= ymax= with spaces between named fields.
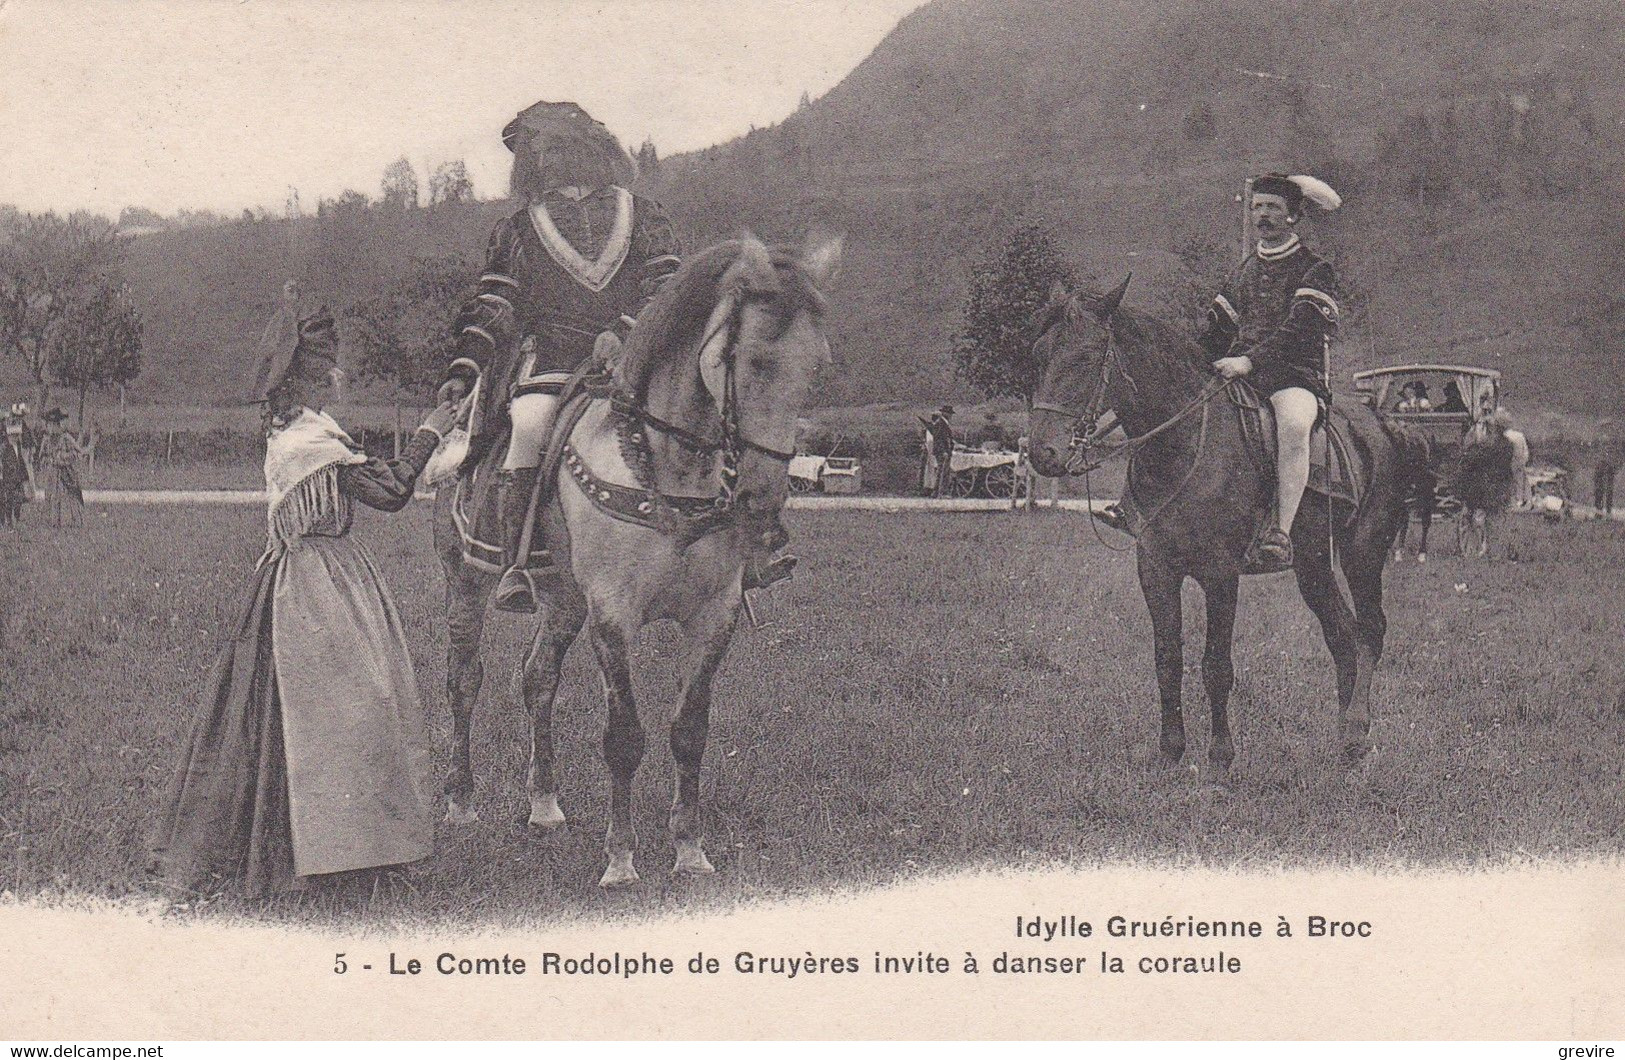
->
xmin=151 ymin=305 xmax=458 ymax=898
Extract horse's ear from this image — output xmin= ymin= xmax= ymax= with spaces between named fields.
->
xmin=737 ymin=232 xmax=774 ymax=277
xmin=800 ymin=230 xmax=844 ymax=286
xmin=1097 ymin=273 xmax=1132 ymax=317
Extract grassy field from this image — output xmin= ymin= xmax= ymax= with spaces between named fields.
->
xmin=2 ymin=504 xmax=1623 ymax=930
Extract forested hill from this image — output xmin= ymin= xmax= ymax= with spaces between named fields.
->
xmin=33 ymin=0 xmax=1625 ymax=418
xmin=654 ymin=0 xmax=1625 ymax=414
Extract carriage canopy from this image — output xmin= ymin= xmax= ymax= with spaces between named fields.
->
xmin=1352 ymin=364 xmax=1501 ymax=420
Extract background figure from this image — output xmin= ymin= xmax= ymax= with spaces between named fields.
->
xmin=923 ymin=405 xmax=955 ymax=496
xmin=1593 ymin=454 xmax=1616 ymax=518
xmin=36 ymin=409 xmax=86 ymax=527
xmin=1452 ymin=409 xmax=1519 ymax=558
xmin=1 ymin=416 xmax=29 ymax=528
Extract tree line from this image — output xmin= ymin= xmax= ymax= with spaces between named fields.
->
xmin=0 ymin=212 xmax=143 ymax=426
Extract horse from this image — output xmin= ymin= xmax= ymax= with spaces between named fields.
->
xmin=1392 ymin=440 xmax=1438 ymax=563
xmin=1026 ymin=278 xmax=1424 ymax=770
xmin=433 ymin=234 xmax=841 ymax=886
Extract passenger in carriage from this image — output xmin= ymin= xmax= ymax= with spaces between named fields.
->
xmin=1395 ymin=381 xmax=1433 ymax=412
xmin=1437 ymin=380 xmax=1470 ymax=414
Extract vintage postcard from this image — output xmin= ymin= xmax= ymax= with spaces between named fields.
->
xmin=1 ymin=0 xmax=1622 ymax=1043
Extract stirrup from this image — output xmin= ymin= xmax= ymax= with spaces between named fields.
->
xmin=1092 ymin=502 xmax=1142 ymax=536
xmin=743 ymin=553 xmax=797 ymax=592
xmin=494 ymin=553 xmax=553 ymax=614
xmin=1254 ymin=527 xmax=1294 ymax=566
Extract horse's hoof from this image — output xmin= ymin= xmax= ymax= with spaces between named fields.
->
xmin=1159 ymin=737 xmax=1186 ymax=765
xmin=673 ymin=842 xmax=716 ymax=876
xmin=444 ymin=797 xmax=480 ymax=826
xmin=528 ymin=794 xmax=566 ymax=831
xmin=1340 ymin=735 xmax=1372 ymax=765
xmin=599 ymin=855 xmax=640 ymax=889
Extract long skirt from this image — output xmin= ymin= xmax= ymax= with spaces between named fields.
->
xmin=151 ymin=535 xmax=434 ymax=897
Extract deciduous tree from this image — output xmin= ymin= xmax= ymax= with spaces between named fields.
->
xmin=953 ymin=221 xmax=1075 ymax=410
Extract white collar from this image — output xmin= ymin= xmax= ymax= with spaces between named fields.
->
xmin=1257 ymin=234 xmax=1302 ymax=261
xmin=529 ymin=187 xmax=634 ymax=292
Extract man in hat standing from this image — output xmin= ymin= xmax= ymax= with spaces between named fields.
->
xmin=920 ymin=405 xmax=955 ymax=497
xmin=1201 ymin=173 xmax=1342 ymax=568
xmin=437 ymin=100 xmax=683 ymax=613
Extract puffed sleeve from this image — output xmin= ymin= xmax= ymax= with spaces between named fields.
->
xmin=336 ymin=428 xmax=441 ymax=512
xmin=635 ymin=198 xmax=683 ymax=308
xmin=1199 ymin=265 xmax=1242 ymax=361
xmin=444 ymin=215 xmax=525 ymax=385
xmin=1241 ymin=259 xmax=1339 ymax=375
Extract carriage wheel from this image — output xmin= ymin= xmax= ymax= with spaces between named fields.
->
xmin=789 ymin=475 xmax=817 ymax=493
xmin=983 ymin=464 xmax=1017 ymax=499
xmin=950 ymin=468 xmax=980 ymax=498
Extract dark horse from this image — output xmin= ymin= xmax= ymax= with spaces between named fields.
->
xmin=434 ymin=235 xmax=840 ymax=885
xmin=1027 ymin=279 xmax=1423 ymax=770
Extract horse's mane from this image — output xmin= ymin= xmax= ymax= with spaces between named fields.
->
xmin=1044 ymin=285 xmax=1206 ymax=376
xmin=615 ymin=240 xmax=826 ymax=402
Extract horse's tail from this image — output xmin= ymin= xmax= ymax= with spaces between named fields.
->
xmin=1382 ymin=418 xmax=1436 ymax=535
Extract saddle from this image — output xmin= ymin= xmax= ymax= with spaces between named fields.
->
xmin=1229 ymin=381 xmax=1364 ymax=573
xmin=1229 ymin=381 xmax=1363 ymax=508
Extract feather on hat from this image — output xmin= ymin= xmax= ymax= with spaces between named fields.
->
xmin=1252 ymin=173 xmax=1342 ymax=212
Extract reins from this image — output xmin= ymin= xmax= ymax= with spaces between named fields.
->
xmin=1034 ymin=316 xmax=1237 ymax=543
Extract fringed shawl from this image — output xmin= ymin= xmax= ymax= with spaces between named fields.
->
xmin=262 ymin=408 xmax=366 ymax=559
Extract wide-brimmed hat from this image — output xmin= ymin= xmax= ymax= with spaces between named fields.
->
xmin=501 ymin=100 xmax=637 ymax=187
xmin=938 ymin=405 xmax=955 ymax=416
xmin=1251 ymin=173 xmax=1342 ymax=214
xmin=42 ymin=408 xmax=68 ymax=424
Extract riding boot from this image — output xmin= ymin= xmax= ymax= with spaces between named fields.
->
xmin=1093 ymin=491 xmax=1144 ymax=536
xmin=493 ymin=466 xmax=550 ymax=615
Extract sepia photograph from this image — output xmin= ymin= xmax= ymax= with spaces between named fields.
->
xmin=0 ymin=0 xmax=1622 ymax=1044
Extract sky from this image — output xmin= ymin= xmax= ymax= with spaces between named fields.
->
xmin=0 ymin=0 xmax=930 ymax=218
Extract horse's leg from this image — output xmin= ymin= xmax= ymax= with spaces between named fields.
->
xmin=588 ymin=614 xmax=645 ymax=887
xmin=443 ymin=562 xmax=490 ymax=824
xmin=522 ymin=584 xmax=587 ymax=830
xmin=1138 ymin=549 xmax=1186 ymax=763
xmin=1291 ymin=518 xmax=1363 ymax=762
xmin=1337 ymin=541 xmax=1387 ymax=763
xmin=670 ymin=591 xmax=740 ymax=875
xmin=1195 ymin=573 xmax=1240 ymax=774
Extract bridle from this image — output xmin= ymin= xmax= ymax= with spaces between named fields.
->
xmin=1030 ymin=307 xmax=1233 ymax=544
xmin=611 ymin=282 xmax=803 ymax=518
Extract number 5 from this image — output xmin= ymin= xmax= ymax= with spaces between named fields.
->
xmin=334 ymin=953 xmax=347 ymax=974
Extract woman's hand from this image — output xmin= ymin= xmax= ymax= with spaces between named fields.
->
xmin=436 ymin=376 xmax=469 ymax=406
xmin=421 ymin=400 xmax=460 ymax=438
xmin=1212 ymin=355 xmax=1253 ymax=379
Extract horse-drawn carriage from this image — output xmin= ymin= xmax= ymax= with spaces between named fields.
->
xmin=1354 ymin=363 xmax=1501 ymax=516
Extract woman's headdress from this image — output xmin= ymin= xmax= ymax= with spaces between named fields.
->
xmin=248 ymin=292 xmax=338 ymax=404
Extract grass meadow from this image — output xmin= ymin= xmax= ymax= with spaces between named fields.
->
xmin=2 ymin=502 xmax=1623 ymax=929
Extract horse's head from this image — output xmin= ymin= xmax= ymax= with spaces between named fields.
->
xmin=1027 ymin=274 xmax=1130 ymax=477
xmin=697 ymin=233 xmax=841 ymax=509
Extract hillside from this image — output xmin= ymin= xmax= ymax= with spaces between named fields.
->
xmin=654 ymin=0 xmax=1625 ymax=414
xmin=17 ymin=0 xmax=1623 ymax=420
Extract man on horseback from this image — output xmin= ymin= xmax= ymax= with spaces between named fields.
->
xmin=437 ymin=101 xmax=683 ymax=613
xmin=1201 ymin=172 xmax=1342 ymax=568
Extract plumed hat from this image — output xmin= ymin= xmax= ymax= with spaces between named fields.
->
xmin=501 ymin=100 xmax=638 ymax=187
xmin=42 ymin=407 xmax=68 ymax=424
xmin=1252 ymin=173 xmax=1342 ymax=214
